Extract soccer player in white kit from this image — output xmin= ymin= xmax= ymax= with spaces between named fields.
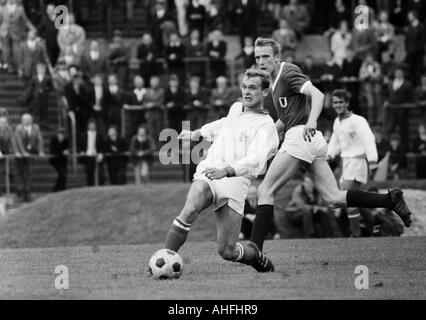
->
xmin=153 ymin=68 xmax=279 ymax=268
xmin=328 ymin=89 xmax=378 ymax=237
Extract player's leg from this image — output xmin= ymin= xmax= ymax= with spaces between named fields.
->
xmin=340 ymin=179 xmax=362 ymax=237
xmin=309 ymin=160 xmax=412 ymax=227
xmin=250 ymin=152 xmax=302 ymax=251
xmin=164 ymin=180 xmax=213 ymax=252
xmin=215 ymin=205 xmax=259 ymax=265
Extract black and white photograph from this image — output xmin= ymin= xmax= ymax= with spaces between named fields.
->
xmin=0 ymin=0 xmax=425 ymax=306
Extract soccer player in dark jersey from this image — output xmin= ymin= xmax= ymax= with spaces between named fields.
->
xmin=247 ymin=37 xmax=413 ymax=272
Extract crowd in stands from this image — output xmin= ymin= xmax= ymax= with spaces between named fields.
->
xmin=0 ymin=0 xmax=425 ymax=207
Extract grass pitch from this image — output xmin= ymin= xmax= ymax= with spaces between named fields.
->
xmin=0 ymin=237 xmax=425 ymax=300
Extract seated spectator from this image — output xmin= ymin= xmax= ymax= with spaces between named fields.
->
xmin=206 ymin=30 xmax=227 ymax=80
xmin=78 ymin=118 xmax=106 ymax=187
xmin=184 ymin=29 xmax=207 ymax=81
xmin=137 ymin=33 xmax=162 ymax=85
xmin=127 ymin=75 xmax=148 ymax=138
xmin=108 ymin=30 xmax=130 ymax=89
xmin=330 ymin=20 xmax=352 ymax=67
xmin=272 ymin=19 xmax=297 ymax=56
xmin=285 ymin=176 xmax=336 ymax=238
xmin=104 ymin=125 xmax=128 ymax=185
xmin=279 ymin=0 xmax=310 ymax=39
xmin=165 ymin=32 xmax=186 ymax=83
xmin=235 ymin=36 xmax=256 ymax=70
xmin=164 ymin=74 xmax=185 ymax=133
xmin=412 ymin=124 xmax=426 ymax=179
xmin=14 ymin=113 xmax=45 ymax=202
xmin=49 ymin=128 xmax=70 ymax=192
xmin=374 ymin=10 xmax=395 ymax=62
xmin=88 ymin=74 xmax=107 ymax=135
xmin=104 ymin=73 xmax=127 ymax=133
xmin=388 ymin=133 xmax=406 ymax=180
xmin=130 ymin=125 xmax=156 ymax=184
xmin=144 ymin=75 xmax=165 ymax=149
xmin=184 ymin=75 xmax=209 ymax=131
xmin=37 ymin=2 xmax=60 ymax=66
xmin=186 ymin=0 xmax=206 ymax=41
xmin=57 ymin=13 xmax=86 ymax=56
xmin=384 ymin=67 xmax=414 ymax=147
xmin=359 ymin=53 xmax=382 ymax=125
xmin=80 ymin=40 xmax=109 ymax=80
xmin=210 ymin=76 xmax=234 ymax=120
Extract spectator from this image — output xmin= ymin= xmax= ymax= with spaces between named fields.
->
xmin=390 ymin=0 xmax=407 ymax=32
xmin=186 ymin=0 xmax=206 ymax=41
xmin=137 ymin=33 xmax=162 ymax=85
xmin=184 ymin=29 xmax=207 ymax=81
xmin=351 ymin=16 xmax=378 ymax=61
xmin=384 ymin=67 xmax=414 ymax=147
xmin=164 ymin=74 xmax=185 ymax=133
xmin=0 ymin=113 xmax=17 ymax=158
xmin=127 ymin=75 xmax=148 ymax=138
xmin=184 ymin=75 xmax=209 ymax=131
xmin=144 ymin=75 xmax=165 ymax=149
xmin=57 ymin=13 xmax=85 ymax=56
xmin=210 ymin=75 xmax=233 ymax=120
xmin=388 ymin=133 xmax=406 ymax=180
xmin=205 ymin=0 xmax=224 ymax=35
xmin=279 ymin=0 xmax=311 ymax=39
xmin=0 ymin=0 xmax=36 ymax=74
xmin=285 ymin=176 xmax=336 ymax=238
xmin=175 ymin=0 xmax=189 ymax=37
xmin=130 ymin=125 xmax=156 ymax=184
xmin=108 ymin=30 xmax=130 ymax=89
xmin=272 ymin=19 xmax=298 ymax=56
xmin=381 ymin=52 xmax=398 ymax=87
xmin=49 ymin=127 xmax=69 ymax=192
xmin=301 ymin=55 xmax=324 ymax=81
xmin=14 ymin=113 xmax=44 ymax=202
xmin=165 ymin=32 xmax=186 ymax=83
xmin=341 ymin=49 xmax=362 ymax=114
xmin=374 ymin=10 xmax=395 ymax=62
xmin=104 ymin=125 xmax=128 ymax=185
xmin=373 ymin=125 xmax=390 ymax=163
xmin=104 ymin=73 xmax=127 ymax=133
xmin=330 ymin=20 xmax=352 ymax=67
xmin=234 ymin=0 xmax=258 ymax=50
xmin=80 ymin=40 xmax=109 ymax=80
xmin=359 ymin=52 xmax=382 ymax=125
xmin=405 ymin=10 xmax=425 ymax=86
xmin=37 ymin=2 xmax=60 ymax=67
xmin=206 ymin=30 xmax=227 ymax=80
xmin=78 ymin=118 xmax=106 ymax=187
xmin=18 ymin=29 xmax=48 ymax=86
xmin=414 ymin=74 xmax=426 ymax=104
xmin=235 ymin=36 xmax=256 ymax=70
xmin=408 ymin=0 xmax=426 ymax=21
xmin=59 ymin=45 xmax=80 ymax=68
xmin=21 ymin=62 xmax=53 ymax=128
xmin=148 ymin=0 xmax=177 ymax=56
xmin=412 ymin=124 xmax=426 ymax=178
xmin=327 ymin=0 xmax=351 ymax=33
xmin=88 ymin=74 xmax=107 ymax=135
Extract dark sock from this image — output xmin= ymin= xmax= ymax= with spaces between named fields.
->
xmin=346 ymin=190 xmax=392 ymax=209
xmin=164 ymin=218 xmax=190 ymax=252
xmin=250 ymin=205 xmax=274 ymax=251
xmin=234 ymin=243 xmax=258 ymax=265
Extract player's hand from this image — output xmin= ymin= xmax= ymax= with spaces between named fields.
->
xmin=202 ymin=168 xmax=227 ymax=180
xmin=178 ymin=130 xmax=193 ymax=141
xmin=303 ymin=120 xmax=317 ymax=142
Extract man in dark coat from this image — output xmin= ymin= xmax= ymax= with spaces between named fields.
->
xmin=49 ymin=128 xmax=70 ymax=192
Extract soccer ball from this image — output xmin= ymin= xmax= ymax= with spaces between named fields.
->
xmin=148 ymin=249 xmax=183 ymax=280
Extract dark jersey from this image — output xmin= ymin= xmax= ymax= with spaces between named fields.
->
xmin=268 ymin=62 xmax=311 ymax=134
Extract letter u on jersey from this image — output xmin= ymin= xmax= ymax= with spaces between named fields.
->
xmin=279 ymin=97 xmax=288 ymax=108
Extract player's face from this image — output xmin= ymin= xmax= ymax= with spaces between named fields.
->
xmin=241 ymin=76 xmax=265 ymax=109
xmin=332 ymin=96 xmax=349 ymax=115
xmin=255 ymin=46 xmax=279 ymax=75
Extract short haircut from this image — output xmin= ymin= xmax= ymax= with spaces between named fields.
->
xmin=245 ymin=67 xmax=271 ymax=90
xmin=332 ymin=89 xmax=351 ymax=102
xmin=254 ymin=37 xmax=281 ymax=57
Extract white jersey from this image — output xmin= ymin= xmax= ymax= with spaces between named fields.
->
xmin=198 ymin=102 xmax=279 ymax=179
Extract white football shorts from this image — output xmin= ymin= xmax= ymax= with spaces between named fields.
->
xmin=340 ymin=157 xmax=368 ymax=185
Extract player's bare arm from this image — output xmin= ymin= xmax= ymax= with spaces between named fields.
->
xmin=302 ymin=83 xmax=324 ymax=142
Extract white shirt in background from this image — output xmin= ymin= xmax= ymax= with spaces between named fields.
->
xmin=86 ymin=130 xmax=97 ymax=156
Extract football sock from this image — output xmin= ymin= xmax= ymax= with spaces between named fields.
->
xmin=348 ymin=211 xmax=361 ymax=237
xmin=164 ymin=218 xmax=191 ymax=252
xmin=234 ymin=243 xmax=258 ymax=265
xmin=250 ymin=205 xmax=274 ymax=251
xmin=346 ymin=190 xmax=392 ymax=209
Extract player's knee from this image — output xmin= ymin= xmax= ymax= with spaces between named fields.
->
xmin=217 ymin=243 xmax=236 ymax=261
xmin=322 ymin=191 xmax=346 ymax=208
xmin=257 ymin=183 xmax=273 ymax=202
xmin=180 ymin=203 xmax=199 ymax=223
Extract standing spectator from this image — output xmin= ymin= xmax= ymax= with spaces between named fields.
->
xmin=144 ymin=75 xmax=165 ymax=149
xmin=104 ymin=73 xmax=127 ymax=133
xmin=80 ymin=40 xmax=109 ymax=80
xmin=272 ymin=19 xmax=298 ymax=56
xmin=388 ymin=133 xmax=406 ymax=180
xmin=301 ymin=55 xmax=324 ymax=81
xmin=279 ymin=0 xmax=311 ymax=39
xmin=186 ymin=0 xmax=206 ymax=41
xmin=164 ymin=74 xmax=185 ymax=132
xmin=210 ymin=75 xmax=233 ymax=120
xmin=235 ymin=36 xmax=256 ymax=70
xmin=373 ymin=125 xmax=390 ymax=163
xmin=165 ymin=32 xmax=186 ymax=83
xmin=408 ymin=0 xmax=426 ymax=21
xmin=184 ymin=29 xmax=206 ymax=81
xmin=49 ymin=128 xmax=69 ymax=192
xmin=206 ymin=30 xmax=227 ymax=80
xmin=137 ymin=33 xmax=161 ymax=85
xmin=18 ymin=29 xmax=48 ymax=86
xmin=384 ymin=67 xmax=414 ymax=147
xmin=415 ymin=74 xmax=426 ymax=121
xmin=0 ymin=112 xmax=17 ymax=158
xmin=327 ymin=0 xmax=351 ymax=33
xmin=205 ymin=0 xmax=224 ymax=34
xmin=59 ymin=45 xmax=80 ymax=68
xmin=351 ymin=18 xmax=378 ymax=61
xmin=148 ymin=0 xmax=177 ymax=56
xmin=127 ymin=75 xmax=148 ymax=138
xmin=184 ymin=75 xmax=209 ymax=131
xmin=405 ymin=10 xmax=425 ymax=86
xmin=130 ymin=125 xmax=156 ymax=184
xmin=175 ymin=0 xmax=189 ymax=37
xmin=374 ymin=10 xmax=395 ymax=62
xmin=88 ymin=74 xmax=107 ymax=135
xmin=0 ymin=0 xmax=36 ymax=73
xmin=341 ymin=49 xmax=362 ymax=114
xmin=108 ymin=30 xmax=130 ymax=89
xmin=37 ymin=2 xmax=60 ymax=67
xmin=330 ymin=20 xmax=352 ymax=67
xmin=14 ymin=113 xmax=44 ymax=202
xmin=412 ymin=124 xmax=426 ymax=179
xmin=234 ymin=0 xmax=258 ymax=50
xmin=57 ymin=13 xmax=86 ymax=56
xmin=390 ymin=0 xmax=407 ymax=32
xmin=104 ymin=125 xmax=128 ymax=185
xmin=359 ymin=52 xmax=382 ymax=124
xmin=78 ymin=118 xmax=106 ymax=187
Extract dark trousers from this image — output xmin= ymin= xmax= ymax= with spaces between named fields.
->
xmin=107 ymin=160 xmax=127 ymax=185
xmin=406 ymin=52 xmax=425 ymax=86
xmin=52 ymin=161 xmax=68 ymax=192
xmin=146 ymin=109 xmax=164 ymax=149
xmin=15 ymin=157 xmax=31 ymax=197
xmin=385 ymin=107 xmax=409 ymax=147
xmin=83 ymin=157 xmax=105 ymax=186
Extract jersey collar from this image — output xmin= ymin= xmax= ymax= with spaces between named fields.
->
xmin=272 ymin=62 xmax=286 ymax=92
